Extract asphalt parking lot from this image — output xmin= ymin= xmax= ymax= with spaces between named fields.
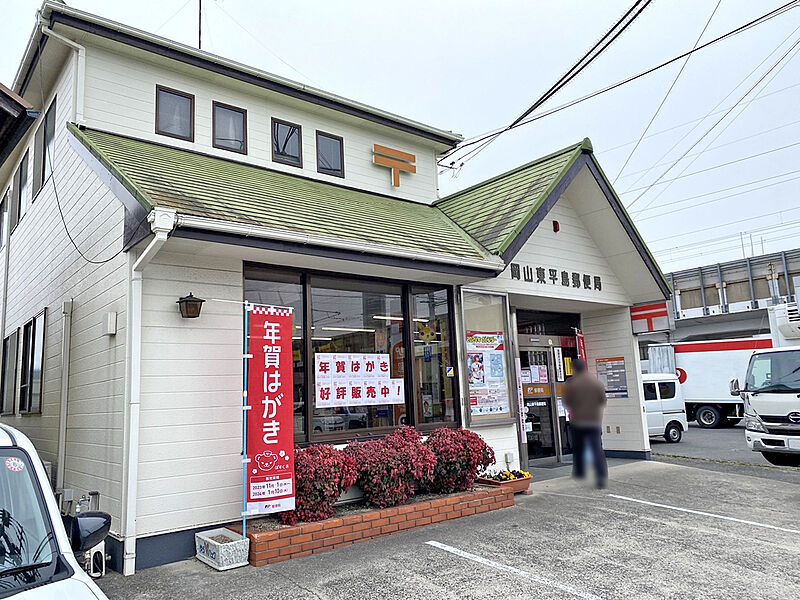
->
xmin=649 ymin=422 xmax=769 ymax=466
xmin=98 ymin=459 xmax=800 ymax=600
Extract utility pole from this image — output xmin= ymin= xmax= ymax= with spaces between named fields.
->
xmin=750 ymin=234 xmax=754 ymax=257
xmin=198 ymin=0 xmax=202 ymax=49
xmin=740 ymin=232 xmax=745 ymax=259
xmin=761 ymin=237 xmax=765 ymax=255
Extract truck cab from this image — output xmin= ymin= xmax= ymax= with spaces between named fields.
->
xmin=642 ymin=373 xmax=688 ymax=443
xmin=0 ymin=423 xmax=110 ymax=599
xmin=732 ymin=347 xmax=800 ymax=467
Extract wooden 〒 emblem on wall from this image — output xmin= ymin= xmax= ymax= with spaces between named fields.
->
xmin=373 ymin=144 xmax=416 ymax=187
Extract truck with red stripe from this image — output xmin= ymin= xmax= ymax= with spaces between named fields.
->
xmin=645 ymin=337 xmax=773 ymax=429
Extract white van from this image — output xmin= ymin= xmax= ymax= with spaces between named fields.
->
xmin=0 ymin=423 xmax=110 ymax=599
xmin=642 ymin=373 xmax=689 ymax=443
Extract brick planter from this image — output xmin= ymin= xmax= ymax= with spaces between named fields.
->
xmin=237 ymin=486 xmax=514 ymax=567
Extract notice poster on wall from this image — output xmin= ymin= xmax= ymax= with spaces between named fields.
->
xmin=245 ymin=305 xmax=296 ymax=516
xmin=466 ymin=331 xmax=510 ymax=416
xmin=553 ymin=347 xmax=565 ymax=382
xmin=315 ymin=353 xmax=405 ymax=407
xmin=596 ymin=357 xmax=628 ymax=398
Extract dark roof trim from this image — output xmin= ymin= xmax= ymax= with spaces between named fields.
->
xmin=583 ymin=157 xmax=671 ymax=299
xmin=499 ymin=154 xmax=588 ymax=263
xmin=172 ymin=227 xmax=502 ymax=279
xmin=0 ymin=109 xmax=39 ymax=167
xmin=45 ymin=12 xmax=459 ymax=147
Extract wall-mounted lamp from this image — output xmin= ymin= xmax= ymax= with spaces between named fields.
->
xmin=177 ymin=293 xmax=205 ymax=318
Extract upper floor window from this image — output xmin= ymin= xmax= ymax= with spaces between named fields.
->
xmin=0 ymin=191 xmax=7 ymax=248
xmin=12 ymin=152 xmax=28 ymax=229
xmin=19 ymin=310 xmax=45 ymax=414
xmin=272 ymin=118 xmax=302 ymax=167
xmin=156 ymin=86 xmax=194 ymax=142
xmin=213 ymin=101 xmax=247 ymax=154
xmin=316 ymin=131 xmax=344 ymax=178
xmin=32 ymin=98 xmax=56 ymax=199
xmin=0 ymin=332 xmax=17 ymax=415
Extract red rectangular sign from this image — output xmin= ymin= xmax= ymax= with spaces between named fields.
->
xmin=576 ymin=330 xmax=587 ymax=361
xmin=246 ymin=305 xmax=295 ymax=515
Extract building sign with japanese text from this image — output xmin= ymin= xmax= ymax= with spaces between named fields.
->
xmin=509 ymin=263 xmax=602 ymax=292
xmin=245 ymin=305 xmax=296 ymax=515
xmin=315 ymin=353 xmax=405 ymax=407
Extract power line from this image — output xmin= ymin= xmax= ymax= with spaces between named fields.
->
xmin=440 ymin=1 xmax=799 ymax=166
xmin=656 ymin=229 xmax=800 ymax=264
xmin=625 ymin=34 xmax=800 ymax=209
xmin=651 ymin=219 xmax=800 ymax=254
xmin=621 ymin=139 xmax=800 ymax=195
xmin=630 ymin=33 xmax=800 ymax=212
xmin=635 ymin=172 xmax=800 ymax=221
xmin=612 ymin=0 xmax=721 ymax=183
xmin=454 ymin=0 xmax=654 ymax=167
xmin=600 ymin=80 xmax=800 ymax=155
xmin=634 ymin=168 xmax=800 ymax=216
xmin=615 ymin=117 xmax=800 ymax=179
xmin=153 ymin=0 xmax=193 ymax=34
xmin=647 ymin=207 xmax=800 ymax=244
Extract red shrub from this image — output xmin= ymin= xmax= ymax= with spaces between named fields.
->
xmin=345 ymin=427 xmax=436 ymax=508
xmin=280 ymin=445 xmax=357 ymax=525
xmin=423 ymin=428 xmax=495 ymax=493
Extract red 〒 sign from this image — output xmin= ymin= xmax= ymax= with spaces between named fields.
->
xmin=246 ymin=305 xmax=295 ymax=515
xmin=631 ymin=302 xmax=670 ymax=334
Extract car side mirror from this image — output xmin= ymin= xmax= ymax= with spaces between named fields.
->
xmin=729 ymin=378 xmax=740 ymax=397
xmin=70 ymin=511 xmax=111 ymax=552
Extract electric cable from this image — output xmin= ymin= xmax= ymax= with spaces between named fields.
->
xmin=153 ymin=0 xmax=193 ymax=34
xmin=631 ymin=37 xmax=800 ymax=212
xmin=612 ymin=0 xmax=721 ymax=183
xmin=439 ymin=0 xmax=799 ymax=167
xmin=625 ymin=34 xmax=800 ymax=209
xmin=656 ymin=229 xmax=800 ymax=264
xmin=651 ymin=218 xmax=800 ymax=254
xmin=647 ymin=206 xmax=800 ymax=244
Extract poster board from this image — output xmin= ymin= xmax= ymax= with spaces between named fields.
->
xmin=466 ymin=331 xmax=510 ymax=416
xmin=315 ymin=353 xmax=405 ymax=407
xmin=596 ymin=357 xmax=629 ymax=398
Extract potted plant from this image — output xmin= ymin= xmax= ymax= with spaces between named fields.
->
xmin=195 ymin=528 xmax=250 ymax=571
xmin=477 ymin=470 xmax=532 ymax=494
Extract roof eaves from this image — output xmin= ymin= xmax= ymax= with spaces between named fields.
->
xmin=66 ymin=122 xmax=154 ymax=211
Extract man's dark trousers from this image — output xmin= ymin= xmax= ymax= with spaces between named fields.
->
xmin=570 ymin=425 xmax=608 ymax=483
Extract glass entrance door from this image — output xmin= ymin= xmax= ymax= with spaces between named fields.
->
xmin=520 ymin=349 xmax=558 ymax=461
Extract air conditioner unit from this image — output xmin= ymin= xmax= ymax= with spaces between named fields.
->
xmin=773 ymin=302 xmax=800 ymax=340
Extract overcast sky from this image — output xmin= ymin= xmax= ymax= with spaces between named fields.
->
xmin=3 ymin=0 xmax=799 ymax=273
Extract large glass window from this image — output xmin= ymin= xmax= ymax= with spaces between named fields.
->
xmin=412 ymin=287 xmax=456 ymax=425
xmin=244 ymin=269 xmax=305 ymax=437
xmin=311 ymin=277 xmax=404 ymax=435
xmin=156 ymin=86 xmax=194 ymax=141
xmin=32 ymin=98 xmax=56 ymax=199
xmin=12 ymin=152 xmax=28 ymax=229
xmin=462 ymin=291 xmax=513 ymax=422
xmin=272 ymin=118 xmax=302 ymax=167
xmin=0 ymin=332 xmax=17 ymax=415
xmin=213 ymin=102 xmax=247 ymax=153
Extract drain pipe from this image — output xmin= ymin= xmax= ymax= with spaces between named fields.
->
xmin=121 ymin=208 xmax=175 ymax=576
xmin=38 ymin=19 xmax=85 ymax=125
xmin=55 ymin=299 xmax=73 ymax=493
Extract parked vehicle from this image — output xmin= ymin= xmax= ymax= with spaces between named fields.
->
xmin=645 ymin=337 xmax=772 ymax=428
xmin=0 ymin=423 xmax=111 ymax=599
xmin=642 ymin=373 xmax=688 ymax=443
xmin=731 ymin=347 xmax=800 ymax=467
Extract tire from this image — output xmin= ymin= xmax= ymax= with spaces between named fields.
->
xmin=695 ymin=405 xmax=722 ymax=429
xmin=762 ymin=452 xmax=800 ymax=467
xmin=664 ymin=422 xmax=682 ymax=443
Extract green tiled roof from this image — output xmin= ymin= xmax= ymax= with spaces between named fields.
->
xmin=436 ymin=140 xmax=590 ymax=255
xmin=67 ymin=124 xmax=492 ymax=263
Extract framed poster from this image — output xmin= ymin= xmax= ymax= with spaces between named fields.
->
xmin=596 ymin=357 xmax=628 ymax=398
xmin=466 ymin=331 xmax=510 ymax=416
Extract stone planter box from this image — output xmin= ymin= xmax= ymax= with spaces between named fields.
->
xmin=476 ymin=476 xmax=532 ymax=495
xmin=234 ymin=486 xmax=514 ymax=567
xmin=195 ymin=527 xmax=250 ymax=571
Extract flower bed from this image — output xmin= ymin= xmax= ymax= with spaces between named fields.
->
xmin=476 ymin=470 xmax=532 ymax=495
xmin=232 ymin=486 xmax=514 ymax=567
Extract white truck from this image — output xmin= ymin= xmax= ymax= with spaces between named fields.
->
xmin=730 ymin=303 xmax=800 ymax=467
xmin=645 ymin=337 xmax=773 ymax=428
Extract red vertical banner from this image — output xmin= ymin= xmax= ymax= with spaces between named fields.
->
xmin=576 ymin=330 xmax=587 ymax=361
xmin=246 ymin=305 xmax=295 ymax=515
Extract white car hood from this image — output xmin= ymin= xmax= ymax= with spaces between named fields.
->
xmin=15 ymin=576 xmax=107 ymax=600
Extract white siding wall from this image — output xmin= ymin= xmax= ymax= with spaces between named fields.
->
xmin=582 ymin=307 xmax=650 ymax=453
xmin=0 ymin=56 xmax=129 ymax=534
xmin=473 ymin=192 xmax=629 ymax=305
xmin=467 ymin=423 xmax=520 ymax=471
xmin=82 ymin=44 xmax=440 ymax=205
xmin=137 ymin=249 xmax=243 ymax=537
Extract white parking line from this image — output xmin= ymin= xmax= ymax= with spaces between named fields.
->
xmin=609 ymin=494 xmax=800 ymax=534
xmin=426 ymin=540 xmax=601 ymax=600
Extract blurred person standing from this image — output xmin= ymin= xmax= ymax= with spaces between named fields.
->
xmin=562 ymin=359 xmax=608 ymax=488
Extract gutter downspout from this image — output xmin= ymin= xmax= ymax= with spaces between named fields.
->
xmin=38 ymin=21 xmax=85 ymax=125
xmin=55 ymin=299 xmax=73 ymax=493
xmin=121 ymin=208 xmax=175 ymax=576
